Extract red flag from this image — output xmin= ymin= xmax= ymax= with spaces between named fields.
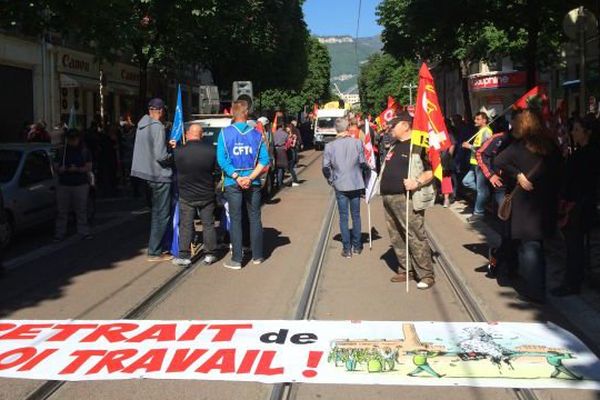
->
xmin=379 ymin=96 xmax=400 ymax=123
xmin=513 ymin=85 xmax=550 ymax=120
xmin=363 ymin=119 xmax=376 ymax=170
xmin=412 ymin=63 xmax=451 ymax=181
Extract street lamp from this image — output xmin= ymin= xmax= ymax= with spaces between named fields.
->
xmin=402 ymin=83 xmax=417 ymax=105
xmin=563 ymin=7 xmax=598 ymax=115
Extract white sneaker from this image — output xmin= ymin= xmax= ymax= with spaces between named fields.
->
xmin=203 ymin=254 xmax=217 ymax=265
xmin=172 ymin=257 xmax=192 ymax=267
xmin=292 ymin=182 xmax=300 ymax=187
xmin=223 ymin=259 xmax=242 ymax=270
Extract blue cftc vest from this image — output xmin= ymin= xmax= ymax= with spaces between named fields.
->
xmin=222 ymin=123 xmax=263 ymax=171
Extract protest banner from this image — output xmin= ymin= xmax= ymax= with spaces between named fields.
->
xmin=0 ymin=320 xmax=599 ymax=389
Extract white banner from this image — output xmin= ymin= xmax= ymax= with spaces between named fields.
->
xmin=0 ymin=320 xmax=598 ymax=390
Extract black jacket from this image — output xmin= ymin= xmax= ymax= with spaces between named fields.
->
xmin=173 ymin=140 xmax=217 ymax=202
xmin=495 ymin=140 xmax=561 ymax=241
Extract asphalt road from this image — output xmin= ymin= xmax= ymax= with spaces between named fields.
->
xmin=0 ymin=150 xmax=598 ymax=400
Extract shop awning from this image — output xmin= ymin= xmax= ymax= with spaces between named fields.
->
xmin=107 ymin=82 xmax=137 ymax=96
xmin=60 ymin=74 xmax=100 ymax=89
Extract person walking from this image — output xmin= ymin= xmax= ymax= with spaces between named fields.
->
xmin=495 ymin=110 xmax=561 ymax=303
xmin=322 ymin=118 xmax=367 ymax=258
xmin=171 ymin=123 xmax=219 ymax=267
xmin=286 ymin=123 xmax=301 ymax=186
xmin=217 ymin=100 xmax=269 ymax=269
xmin=381 ymin=113 xmax=436 ymax=289
xmin=131 ymin=98 xmax=173 ymax=262
xmin=273 ymin=121 xmax=289 ymax=188
xmin=462 ymin=112 xmax=493 ymax=222
xmin=54 ymin=129 xmax=92 ymax=241
xmin=552 ymin=118 xmax=599 ymax=296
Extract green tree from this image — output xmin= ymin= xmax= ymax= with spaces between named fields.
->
xmin=376 ymin=0 xmax=574 ymax=119
xmin=260 ymin=36 xmax=331 ymax=114
xmin=358 ymin=53 xmax=417 ymax=116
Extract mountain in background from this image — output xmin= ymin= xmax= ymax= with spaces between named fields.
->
xmin=318 ymin=35 xmax=382 ymax=95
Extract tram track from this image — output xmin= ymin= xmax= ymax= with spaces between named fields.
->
xmin=269 ymin=195 xmax=544 ymax=400
xmin=20 ymin=150 xmax=325 ymax=400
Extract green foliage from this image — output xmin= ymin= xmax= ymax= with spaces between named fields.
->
xmin=260 ymin=37 xmax=331 ymax=114
xmin=0 ymin=0 xmax=310 ymax=95
xmin=358 ymin=53 xmax=418 ymax=116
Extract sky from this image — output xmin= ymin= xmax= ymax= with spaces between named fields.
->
xmin=302 ymin=0 xmax=382 ymax=38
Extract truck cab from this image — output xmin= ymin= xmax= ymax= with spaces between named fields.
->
xmin=313 ymin=108 xmax=348 ymax=150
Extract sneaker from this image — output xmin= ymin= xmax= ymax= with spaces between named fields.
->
xmin=353 ymin=247 xmax=363 ymax=255
xmin=341 ymin=250 xmax=352 ymax=259
xmin=417 ymin=277 xmax=435 ymax=290
xmin=292 ymin=182 xmax=300 ymax=187
xmin=252 ymin=258 xmax=265 ymax=265
xmin=202 ymin=254 xmax=217 ymax=265
xmin=147 ymin=254 xmax=174 ymax=262
xmin=172 ymin=257 xmax=192 ymax=267
xmin=467 ymin=214 xmax=484 ymax=223
xmin=390 ymin=272 xmax=416 ymax=283
xmin=223 ymin=259 xmax=242 ymax=270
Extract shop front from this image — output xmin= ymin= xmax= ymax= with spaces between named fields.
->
xmin=55 ymin=48 xmax=101 ymax=130
xmin=105 ymin=63 xmax=140 ymax=123
xmin=468 ymin=70 xmax=528 ymax=118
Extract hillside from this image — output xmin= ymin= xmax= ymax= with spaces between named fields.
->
xmin=318 ymin=35 xmax=382 ymax=94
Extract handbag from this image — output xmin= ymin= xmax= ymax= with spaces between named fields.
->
xmin=497 ymin=160 xmax=543 ymax=221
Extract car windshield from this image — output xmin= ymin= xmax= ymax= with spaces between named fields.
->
xmin=0 ymin=149 xmax=22 ymax=183
xmin=202 ymin=127 xmax=222 ymax=146
xmin=317 ymin=118 xmax=335 ymax=129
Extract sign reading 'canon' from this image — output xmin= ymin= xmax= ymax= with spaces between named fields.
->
xmin=62 ymin=54 xmax=91 ymax=73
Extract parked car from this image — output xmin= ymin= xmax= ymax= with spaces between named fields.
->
xmin=0 ymin=143 xmax=95 ymax=246
xmin=0 ymin=186 xmax=9 ymax=250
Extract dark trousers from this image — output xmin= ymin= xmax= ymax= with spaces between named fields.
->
xmin=518 ymin=240 xmax=546 ymax=300
xmin=147 ymin=181 xmax=171 ymax=256
xmin=178 ymin=198 xmax=217 ymax=259
xmin=225 ymin=185 xmax=263 ymax=263
xmin=562 ymin=205 xmax=585 ymax=290
xmin=335 ymin=189 xmax=362 ymax=252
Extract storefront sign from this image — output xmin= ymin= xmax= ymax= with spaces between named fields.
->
xmin=106 ymin=63 xmax=140 ymax=86
xmin=0 ymin=320 xmax=599 ymax=390
xmin=470 ymin=71 xmax=526 ymax=92
xmin=56 ymin=49 xmax=99 ymax=79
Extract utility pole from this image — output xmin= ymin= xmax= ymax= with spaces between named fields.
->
xmin=403 ymin=83 xmax=417 ymax=105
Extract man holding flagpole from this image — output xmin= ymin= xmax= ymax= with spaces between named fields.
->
xmin=131 ymin=98 xmax=173 ymax=262
xmin=380 ymin=113 xmax=436 ymax=289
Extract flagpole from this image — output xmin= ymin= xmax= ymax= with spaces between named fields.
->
xmin=367 ymin=202 xmax=373 ymax=250
xmin=405 ymin=139 xmax=413 ymax=294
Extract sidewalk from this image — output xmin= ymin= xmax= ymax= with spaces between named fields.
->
xmin=439 ymin=200 xmax=600 ymax=353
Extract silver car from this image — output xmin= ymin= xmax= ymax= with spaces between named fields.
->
xmin=0 ymin=143 xmax=58 ymax=245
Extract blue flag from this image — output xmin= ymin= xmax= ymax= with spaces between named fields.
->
xmin=168 ymin=84 xmax=184 ymax=257
xmin=170 ymin=85 xmax=184 ymax=143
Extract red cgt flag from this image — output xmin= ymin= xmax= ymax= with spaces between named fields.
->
xmin=513 ymin=85 xmax=550 ymax=120
xmin=412 ymin=63 xmax=451 ymax=181
xmin=379 ymin=96 xmax=400 ymax=123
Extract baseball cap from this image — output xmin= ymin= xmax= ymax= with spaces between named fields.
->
xmin=148 ymin=98 xmax=165 ymax=110
xmin=389 ymin=111 xmax=413 ymax=128
xmin=258 ymin=116 xmax=269 ymax=125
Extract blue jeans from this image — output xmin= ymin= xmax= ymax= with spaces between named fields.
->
xmin=462 ymin=166 xmax=490 ymax=215
xmin=518 ymin=240 xmax=546 ymax=300
xmin=147 ymin=181 xmax=171 ymax=256
xmin=335 ymin=190 xmax=362 ymax=251
xmin=225 ymin=185 xmax=263 ymax=262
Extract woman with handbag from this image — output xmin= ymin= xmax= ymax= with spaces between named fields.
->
xmin=495 ymin=110 xmax=561 ymax=303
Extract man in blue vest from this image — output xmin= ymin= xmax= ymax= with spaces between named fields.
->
xmin=217 ymin=100 xmax=270 ymax=269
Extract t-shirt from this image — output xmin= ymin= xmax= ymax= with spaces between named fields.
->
xmin=380 ymin=139 xmax=431 ymax=195
xmin=174 ymin=140 xmax=217 ymax=202
xmin=58 ymin=145 xmax=91 ymax=186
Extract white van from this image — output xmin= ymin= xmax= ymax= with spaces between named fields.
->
xmin=313 ymin=108 xmax=348 ymax=150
